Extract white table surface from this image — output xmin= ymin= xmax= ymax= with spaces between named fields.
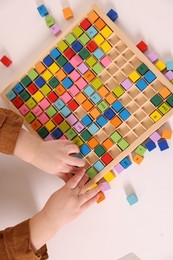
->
xmin=0 ymin=1 xmax=173 ymax=259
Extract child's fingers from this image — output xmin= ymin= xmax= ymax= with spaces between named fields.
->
xmin=66 ymin=144 xmax=80 ymax=154
xmin=79 ymin=184 xmax=103 ymax=205
xmin=65 ymin=155 xmax=85 ymax=167
xmin=76 ymin=174 xmax=89 ymax=190
xmin=66 ymin=168 xmax=85 ymax=189
xmin=80 ymin=194 xmax=100 ymax=212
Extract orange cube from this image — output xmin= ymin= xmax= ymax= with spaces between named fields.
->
xmin=97 ymin=191 xmax=105 ymax=203
xmin=63 ymin=7 xmax=73 ymax=20
xmin=162 ymin=129 xmax=172 ymax=139
xmin=133 ymin=154 xmax=144 ymax=165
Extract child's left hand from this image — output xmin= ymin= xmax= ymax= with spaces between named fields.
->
xmin=14 ymin=129 xmax=85 ymax=181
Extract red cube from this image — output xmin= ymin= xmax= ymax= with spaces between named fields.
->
xmin=136 ymin=41 xmax=148 ymax=53
xmin=0 ymin=55 xmax=12 ymax=67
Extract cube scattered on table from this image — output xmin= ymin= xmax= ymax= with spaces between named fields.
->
xmin=127 ymin=193 xmax=138 ymax=206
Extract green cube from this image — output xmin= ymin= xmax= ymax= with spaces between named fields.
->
xmin=65 ymin=129 xmax=77 ymax=140
xmin=150 ymin=94 xmax=163 ymax=107
xmin=28 ymin=69 xmax=38 ymax=81
xmin=57 ymin=40 xmax=68 ymax=52
xmin=110 ymin=131 xmax=122 ymax=143
xmin=72 ymin=26 xmax=83 ymax=37
xmin=26 ymin=98 xmax=37 ymax=109
xmin=135 ymin=145 xmax=147 ymax=156
xmin=167 ymin=94 xmax=173 ymax=107
xmin=79 ymin=48 xmax=90 ymax=60
xmin=94 ymin=145 xmax=106 ymax=157
xmin=113 ymin=86 xmax=125 ymax=97
xmin=117 ymin=139 xmax=129 ymax=150
xmin=86 ymin=56 xmax=97 ymax=67
xmin=49 ymin=77 xmax=59 ymax=88
xmin=91 ymin=77 xmax=102 ymax=89
xmin=25 ymin=112 xmax=35 ymax=123
xmin=92 ymin=63 xmax=104 ymax=75
xmin=79 ymin=33 xmax=90 ymax=45
xmin=45 ymin=106 xmax=57 ymax=117
xmin=59 ymin=121 xmax=70 ymax=133
xmin=20 ymin=90 xmax=31 ymax=101
xmin=65 ymin=33 xmax=76 ymax=45
xmin=45 ymin=16 xmax=55 ymax=28
xmin=40 ymin=84 xmax=51 ymax=95
xmin=86 ymin=167 xmax=97 ymax=179
xmin=98 ymin=101 xmax=109 ymax=112
xmin=158 ymin=102 xmax=171 ymax=115
xmin=21 ymin=76 xmax=32 ymax=87
xmin=137 ymin=63 xmax=149 ymax=75
xmin=56 ymin=56 xmax=68 ymax=66
xmin=38 ymin=127 xmax=49 ymax=139
xmin=81 ymin=129 xmax=91 ymax=141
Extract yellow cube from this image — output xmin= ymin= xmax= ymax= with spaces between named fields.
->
xmin=101 ymin=41 xmax=112 ymax=53
xmin=42 ymin=70 xmax=53 ymax=81
xmin=45 ymin=120 xmax=56 ymax=131
xmin=104 ymin=171 xmax=115 ymax=183
xmin=49 ymin=63 xmax=60 ymax=74
xmin=33 ymin=91 xmax=44 ymax=102
xmin=155 ymin=60 xmax=166 ymax=71
xmin=101 ymin=26 xmax=113 ymax=38
xmin=94 ymin=34 xmax=104 ymax=45
xmin=129 ymin=71 xmax=140 ymax=82
xmin=150 ymin=110 xmax=162 ymax=122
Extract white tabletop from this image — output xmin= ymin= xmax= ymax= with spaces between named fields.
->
xmin=0 ymin=1 xmax=173 ymax=259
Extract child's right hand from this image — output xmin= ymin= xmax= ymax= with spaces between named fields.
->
xmin=30 ymin=169 xmax=103 ymax=251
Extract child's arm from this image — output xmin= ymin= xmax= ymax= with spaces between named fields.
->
xmin=29 ymin=168 xmax=103 ymax=251
xmin=13 ymin=128 xmax=85 ymax=180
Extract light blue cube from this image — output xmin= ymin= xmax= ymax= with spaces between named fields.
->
xmin=127 ymin=193 xmax=138 ymax=206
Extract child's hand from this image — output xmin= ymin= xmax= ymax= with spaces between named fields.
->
xmin=14 ymin=129 xmax=85 ymax=180
xmin=30 ymin=139 xmax=85 ymax=178
xmin=30 ymin=169 xmax=103 ymax=251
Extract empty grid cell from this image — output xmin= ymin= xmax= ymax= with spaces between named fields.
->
xmin=116 ymin=42 xmax=127 ymax=53
xmin=119 ymin=94 xmax=132 ymax=106
xmin=133 ymin=124 xmax=146 ymax=136
xmin=142 ymin=102 xmax=155 ymax=114
xmin=106 ymin=78 xmax=119 ymax=90
xmin=130 ymin=57 xmax=141 ymax=68
xmin=141 ymin=117 xmax=153 ymax=129
xmin=125 ymin=132 xmax=138 ymax=144
xmin=126 ymin=102 xmax=139 ymax=114
xmin=122 ymin=63 xmax=134 ymax=75
xmin=135 ymin=94 xmax=147 ymax=106
xmin=86 ymin=152 xmax=98 ymax=164
xmin=109 ymin=145 xmax=121 ymax=158
xmin=117 ymin=124 xmax=130 ymax=136
xmin=108 ymin=49 xmax=120 ymax=60
xmin=126 ymin=117 xmax=138 ymax=129
xmin=95 ymin=129 xmax=107 ymax=142
xmin=103 ymin=122 xmax=116 ymax=135
xmin=114 ymin=71 xmax=126 ymax=83
xmin=108 ymin=34 xmax=120 ymax=45
xmin=143 ymin=87 xmax=156 ymax=99
xmin=115 ymin=56 xmax=126 ymax=67
xmin=122 ymin=49 xmax=134 ymax=60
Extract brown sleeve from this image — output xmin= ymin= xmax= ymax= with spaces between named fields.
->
xmin=0 ymin=219 xmax=48 ymax=260
xmin=0 ymin=108 xmax=24 ymax=154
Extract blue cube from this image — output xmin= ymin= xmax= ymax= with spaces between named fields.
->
xmin=13 ymin=83 xmax=24 ymax=94
xmin=37 ymin=4 xmax=49 ymax=17
xmin=158 ymin=139 xmax=169 ymax=151
xmin=119 ymin=109 xmax=131 ymax=121
xmin=63 ymin=63 xmax=74 ymax=74
xmin=61 ymin=106 xmax=71 ymax=117
xmin=127 ymin=193 xmax=138 ymax=206
xmin=6 ymin=90 xmax=17 ymax=100
xmin=136 ymin=79 xmax=148 ymax=91
xmin=93 ymin=48 xmax=104 ymax=60
xmin=90 ymin=93 xmax=101 ymax=104
xmin=104 ymin=108 xmax=115 ymax=120
xmin=107 ymin=9 xmax=118 ymax=22
xmin=80 ymin=144 xmax=91 ymax=156
xmin=145 ymin=140 xmax=156 ymax=151
xmin=93 ymin=160 xmax=105 ymax=172
xmin=84 ymin=85 xmax=95 ymax=96
xmin=43 ymin=55 xmax=54 ymax=67
xmin=50 ymin=48 xmax=61 ymax=59
xmin=112 ymin=100 xmax=123 ymax=112
xmin=72 ymin=41 xmax=83 ymax=52
xmin=35 ymin=76 xmax=46 ymax=88
xmin=81 ymin=115 xmax=92 ymax=126
xmin=120 ymin=157 xmax=132 ymax=169
xmin=52 ymin=128 xmax=63 ymax=139
xmin=54 ymin=99 xmax=65 ymax=110
xmin=86 ymin=26 xmax=98 ymax=38
xmin=144 ymin=71 xmax=156 ymax=83
xmin=96 ymin=115 xmax=108 ymax=127
xmin=62 ymin=78 xmax=73 ymax=89
xmin=88 ymin=123 xmax=99 ymax=134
